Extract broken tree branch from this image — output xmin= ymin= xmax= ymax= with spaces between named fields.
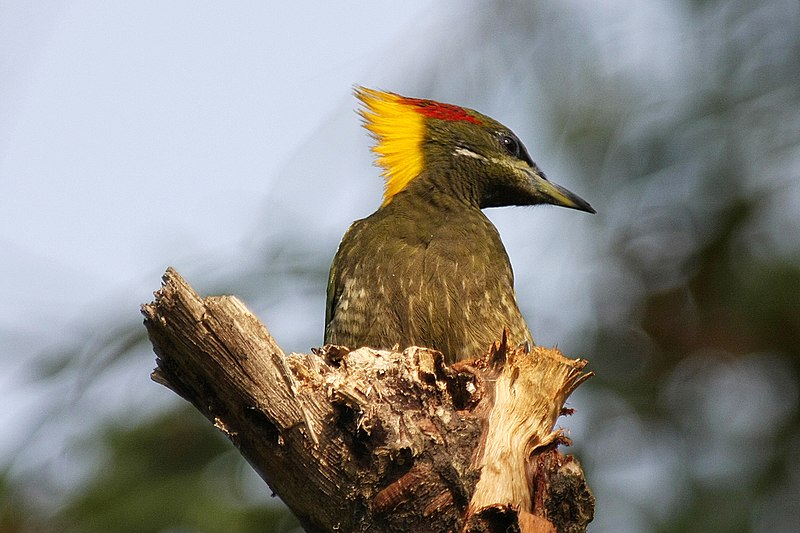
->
xmin=142 ymin=268 xmax=594 ymax=532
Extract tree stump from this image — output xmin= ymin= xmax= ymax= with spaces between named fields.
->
xmin=142 ymin=268 xmax=594 ymax=532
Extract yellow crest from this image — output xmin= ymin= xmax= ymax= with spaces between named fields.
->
xmin=356 ymin=87 xmax=426 ymax=206
xmin=356 ymin=87 xmax=483 ymax=205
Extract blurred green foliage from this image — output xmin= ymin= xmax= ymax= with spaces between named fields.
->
xmin=60 ymin=409 xmax=300 ymax=533
xmin=2 ymin=409 xmax=300 ymax=532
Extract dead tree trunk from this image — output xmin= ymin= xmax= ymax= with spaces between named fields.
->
xmin=142 ymin=268 xmax=594 ymax=532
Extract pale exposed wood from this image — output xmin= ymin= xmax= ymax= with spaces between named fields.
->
xmin=142 ymin=268 xmax=594 ymax=532
xmin=469 ymin=338 xmax=591 ymax=513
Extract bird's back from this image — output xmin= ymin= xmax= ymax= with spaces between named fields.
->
xmin=325 ymin=193 xmax=532 ymax=363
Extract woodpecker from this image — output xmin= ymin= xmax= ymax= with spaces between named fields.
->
xmin=325 ymin=87 xmax=594 ymax=364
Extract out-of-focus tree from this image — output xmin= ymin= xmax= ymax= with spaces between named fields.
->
xmin=517 ymin=0 xmax=800 ymax=531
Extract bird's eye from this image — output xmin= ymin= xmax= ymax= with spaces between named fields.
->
xmin=500 ymin=134 xmax=521 ymax=158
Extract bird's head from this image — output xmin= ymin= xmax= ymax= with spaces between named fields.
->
xmin=356 ymin=86 xmax=595 ymax=213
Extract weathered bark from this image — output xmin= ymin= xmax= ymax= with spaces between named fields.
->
xmin=142 ymin=267 xmax=594 ymax=532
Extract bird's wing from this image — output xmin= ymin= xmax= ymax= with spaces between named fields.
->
xmin=324 ymin=259 xmax=337 ymax=337
xmin=324 ymin=222 xmax=360 ymax=340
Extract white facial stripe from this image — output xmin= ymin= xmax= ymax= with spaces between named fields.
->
xmin=453 ymin=147 xmax=487 ymax=161
xmin=488 ymin=155 xmax=531 ymax=174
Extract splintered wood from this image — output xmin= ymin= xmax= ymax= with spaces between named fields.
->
xmin=143 ymin=268 xmax=594 ymax=533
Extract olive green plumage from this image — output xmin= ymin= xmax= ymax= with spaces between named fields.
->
xmin=325 ymin=89 xmax=594 ymax=363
